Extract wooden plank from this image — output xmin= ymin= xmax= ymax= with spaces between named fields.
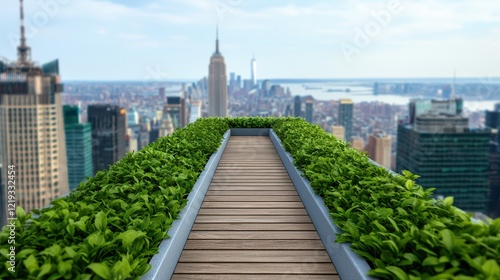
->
xmin=172 ymin=275 xmax=340 ymax=280
xmin=188 ymin=231 xmax=320 ymax=240
xmin=195 ymin=216 xmax=312 ymax=223
xmin=201 ymin=202 xmax=305 ymax=209
xmin=205 ymin=190 xmax=298 ymax=196
xmin=191 ymin=223 xmax=315 ymax=231
xmin=203 ymin=196 xmax=301 ymax=202
xmin=183 ymin=239 xmax=324 ymax=250
xmin=197 ymin=208 xmax=307 ymax=216
xmin=209 ymin=182 xmax=295 ymax=186
xmin=173 ymin=263 xmax=336 ymax=274
xmin=209 ymin=186 xmax=295 ymax=191
xmin=178 ymin=250 xmax=332 ymax=263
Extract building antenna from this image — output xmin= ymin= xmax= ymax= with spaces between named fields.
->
xmin=215 ymin=23 xmax=219 ymax=54
xmin=18 ymin=0 xmax=31 ymax=64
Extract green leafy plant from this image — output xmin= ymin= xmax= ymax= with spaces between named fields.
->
xmin=0 ymin=117 xmax=229 ymax=280
xmin=272 ymin=118 xmax=500 ymax=280
xmin=2 ymin=117 xmax=498 ymax=280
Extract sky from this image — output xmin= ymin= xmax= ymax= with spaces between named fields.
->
xmin=1 ymin=0 xmax=500 ymax=81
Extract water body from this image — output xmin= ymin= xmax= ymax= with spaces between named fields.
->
xmin=278 ymin=82 xmax=498 ymax=112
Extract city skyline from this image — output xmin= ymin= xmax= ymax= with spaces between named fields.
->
xmin=1 ymin=1 xmax=500 ymax=81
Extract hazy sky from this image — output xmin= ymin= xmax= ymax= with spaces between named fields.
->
xmin=1 ymin=0 xmax=499 ymax=81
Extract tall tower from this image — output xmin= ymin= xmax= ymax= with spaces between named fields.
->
xmin=338 ymin=99 xmax=353 ymax=142
xmin=396 ymin=99 xmax=490 ymax=212
xmin=63 ymin=105 xmax=93 ymax=191
xmin=0 ymin=0 xmax=68 ymax=226
xmin=251 ymin=55 xmax=257 ymax=87
xmin=88 ymin=105 xmax=126 ymax=175
xmin=208 ymin=26 xmax=228 ymax=117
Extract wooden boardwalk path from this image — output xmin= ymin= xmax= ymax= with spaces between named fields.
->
xmin=172 ymin=136 xmax=339 ymax=279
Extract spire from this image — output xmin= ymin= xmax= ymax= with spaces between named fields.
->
xmin=17 ymin=0 xmax=31 ymax=64
xmin=215 ymin=24 xmax=220 ymax=54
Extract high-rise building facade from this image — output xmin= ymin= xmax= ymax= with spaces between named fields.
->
xmin=365 ymin=130 xmax=392 ymax=169
xmin=331 ymin=126 xmax=345 ymax=140
xmin=0 ymin=0 xmax=68 ymax=226
xmin=351 ymin=137 xmax=365 ymax=152
xmin=208 ymin=28 xmax=228 ymax=117
xmin=396 ymin=100 xmax=490 ymax=212
xmin=339 ymin=99 xmax=353 ymax=142
xmin=88 ymin=105 xmax=126 ymax=174
xmin=251 ymin=56 xmax=257 ymax=87
xmin=63 ymin=105 xmax=93 ymax=191
xmin=305 ymin=100 xmax=314 ymax=123
xmin=486 ymin=105 xmax=500 ymax=217
xmin=294 ymin=96 xmax=301 ymax=117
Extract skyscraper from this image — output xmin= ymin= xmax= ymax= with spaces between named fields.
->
xmin=88 ymin=105 xmax=126 ymax=174
xmin=208 ymin=27 xmax=227 ymax=117
xmin=486 ymin=104 xmax=500 ymax=217
xmin=339 ymin=99 xmax=353 ymax=142
xmin=63 ymin=105 xmax=93 ymax=191
xmin=0 ymin=0 xmax=68 ymax=226
xmin=365 ymin=130 xmax=392 ymax=169
xmin=396 ymin=99 xmax=490 ymax=212
xmin=294 ymin=96 xmax=301 ymax=117
xmin=305 ymin=99 xmax=314 ymax=123
xmin=251 ymin=55 xmax=257 ymax=87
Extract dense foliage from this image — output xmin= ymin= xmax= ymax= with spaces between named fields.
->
xmin=0 ymin=118 xmax=228 ymax=280
xmin=272 ymin=118 xmax=500 ymax=280
xmin=2 ymin=116 xmax=499 ymax=280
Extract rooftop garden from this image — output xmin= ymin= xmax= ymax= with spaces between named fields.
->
xmin=1 ymin=117 xmax=499 ymax=280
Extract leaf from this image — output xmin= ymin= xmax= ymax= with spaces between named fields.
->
xmin=423 ymin=256 xmax=439 ymax=267
xmin=40 ymin=244 xmax=61 ymax=257
xmin=16 ymin=206 xmax=26 ymax=219
xmin=443 ymin=196 xmax=454 ymax=207
xmin=482 ymin=259 xmax=500 ymax=277
xmin=116 ymin=230 xmax=146 ymax=247
xmin=440 ymin=229 xmax=454 ymax=252
xmin=386 ymin=266 xmax=409 ymax=280
xmin=88 ymin=263 xmax=111 ymax=279
xmin=95 ymin=211 xmax=107 ymax=232
xmin=58 ymin=260 xmax=73 ymax=275
xmin=38 ymin=263 xmax=52 ymax=278
xmin=87 ymin=232 xmax=105 ymax=247
xmin=23 ymin=254 xmax=39 ymax=274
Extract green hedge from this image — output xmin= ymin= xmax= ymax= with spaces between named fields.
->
xmin=272 ymin=118 xmax=500 ymax=280
xmin=0 ymin=117 xmax=229 ymax=280
xmin=2 ymin=117 xmax=499 ymax=280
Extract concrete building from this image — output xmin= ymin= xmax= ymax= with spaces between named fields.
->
xmin=88 ymin=105 xmax=126 ymax=174
xmin=351 ymin=137 xmax=365 ymax=152
xmin=486 ymin=104 xmax=500 ymax=217
xmin=305 ymin=100 xmax=314 ymax=123
xmin=63 ymin=105 xmax=93 ymax=191
xmin=0 ymin=0 xmax=68 ymax=226
xmin=331 ymin=126 xmax=345 ymax=140
xmin=294 ymin=96 xmax=301 ymax=117
xmin=251 ymin=56 xmax=257 ymax=88
xmin=339 ymin=99 xmax=353 ymax=142
xmin=365 ymin=130 xmax=392 ymax=169
xmin=397 ymin=99 xmax=490 ymax=212
xmin=208 ymin=27 xmax=228 ymax=117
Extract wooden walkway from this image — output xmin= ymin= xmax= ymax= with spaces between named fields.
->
xmin=172 ymin=136 xmax=339 ymax=279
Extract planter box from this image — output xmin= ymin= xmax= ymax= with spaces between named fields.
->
xmin=270 ymin=129 xmax=375 ymax=280
xmin=143 ymin=128 xmax=373 ymax=280
xmin=142 ymin=130 xmax=230 ymax=280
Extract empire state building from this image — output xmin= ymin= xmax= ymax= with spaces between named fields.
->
xmin=208 ymin=28 xmax=228 ymax=117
